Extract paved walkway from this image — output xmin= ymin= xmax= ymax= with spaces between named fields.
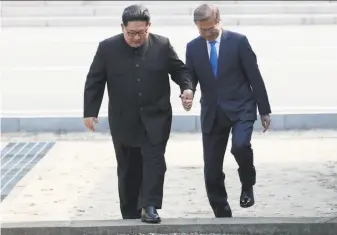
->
xmin=1 ymin=131 xmax=336 ymax=222
xmin=1 ymin=25 xmax=337 ymax=116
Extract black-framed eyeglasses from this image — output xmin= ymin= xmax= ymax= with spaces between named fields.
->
xmin=125 ymin=28 xmax=148 ymax=37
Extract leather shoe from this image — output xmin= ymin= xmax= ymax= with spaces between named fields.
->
xmin=240 ymin=187 xmax=255 ymax=208
xmin=141 ymin=206 xmax=161 ymax=223
xmin=214 ymin=204 xmax=232 ymax=218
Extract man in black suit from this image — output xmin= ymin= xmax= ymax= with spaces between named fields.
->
xmin=83 ymin=4 xmax=194 ymax=223
xmin=184 ymin=4 xmax=272 ymax=217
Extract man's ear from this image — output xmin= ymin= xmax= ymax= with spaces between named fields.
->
xmin=148 ymin=22 xmax=152 ymax=28
xmin=121 ymin=23 xmax=124 ymax=32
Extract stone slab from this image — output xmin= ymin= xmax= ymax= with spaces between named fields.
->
xmin=1 ymin=26 xmax=337 ymax=115
xmin=326 ymin=216 xmax=337 ymax=223
xmin=0 ymin=0 xmax=331 ymax=6
xmin=3 ymin=130 xmax=337 ymax=142
xmin=1 ymin=118 xmax=20 ymax=132
xmin=1 ymin=141 xmax=9 ymax=150
xmin=2 ymin=6 xmax=95 ymax=18
xmin=1 ymin=1 xmax=331 ymax=6
xmin=1 ymin=217 xmax=337 ymax=235
xmin=1 ymin=133 xmax=336 ymax=224
xmin=1 ymin=26 xmax=337 ymax=132
xmin=3 ymin=4 xmax=337 ymax=18
xmin=1 ymin=113 xmax=337 ymax=133
xmin=1 ymin=1 xmax=46 ymax=6
xmin=2 ymin=14 xmax=337 ymax=27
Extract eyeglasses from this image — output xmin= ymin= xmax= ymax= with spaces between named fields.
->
xmin=125 ymin=28 xmax=148 ymax=37
xmin=198 ymin=22 xmax=220 ymax=34
xmin=199 ymin=26 xmax=217 ymax=33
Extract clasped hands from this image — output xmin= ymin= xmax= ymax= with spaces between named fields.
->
xmin=180 ymin=89 xmax=194 ymax=111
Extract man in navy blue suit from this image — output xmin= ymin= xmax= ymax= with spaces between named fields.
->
xmin=183 ymin=4 xmax=272 ymax=217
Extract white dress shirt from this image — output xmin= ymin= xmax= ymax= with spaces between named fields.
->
xmin=206 ymin=30 xmax=222 ymax=59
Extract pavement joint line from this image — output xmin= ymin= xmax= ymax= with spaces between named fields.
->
xmin=324 ymin=216 xmax=337 ymax=223
xmin=1 ymin=217 xmax=335 ymax=227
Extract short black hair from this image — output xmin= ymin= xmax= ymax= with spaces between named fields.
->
xmin=122 ymin=4 xmax=151 ymax=26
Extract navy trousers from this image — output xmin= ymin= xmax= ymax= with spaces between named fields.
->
xmin=202 ymin=106 xmax=256 ymax=210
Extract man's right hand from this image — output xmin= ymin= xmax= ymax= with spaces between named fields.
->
xmin=180 ymin=89 xmax=194 ymax=111
xmin=84 ymin=117 xmax=98 ymax=131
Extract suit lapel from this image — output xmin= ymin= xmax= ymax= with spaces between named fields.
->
xmin=217 ymin=29 xmax=231 ymax=78
xmin=198 ymin=30 xmax=231 ymax=80
xmin=197 ymin=37 xmax=215 ymax=79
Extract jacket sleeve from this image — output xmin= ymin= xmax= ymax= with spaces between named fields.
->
xmin=239 ymin=35 xmax=271 ymax=115
xmin=185 ymin=43 xmax=199 ymax=91
xmin=83 ymin=42 xmax=107 ymax=118
xmin=166 ymin=39 xmax=194 ymax=93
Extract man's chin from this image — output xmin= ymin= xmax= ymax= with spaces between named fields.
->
xmin=205 ymin=36 xmax=216 ymax=42
xmin=131 ymin=43 xmax=142 ymax=48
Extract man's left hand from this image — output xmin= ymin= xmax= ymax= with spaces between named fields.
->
xmin=260 ymin=114 xmax=271 ymax=132
xmin=180 ymin=89 xmax=194 ymax=111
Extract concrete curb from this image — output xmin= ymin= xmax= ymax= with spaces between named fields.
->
xmin=1 ymin=113 xmax=337 ymax=133
xmin=1 ymin=217 xmax=337 ymax=235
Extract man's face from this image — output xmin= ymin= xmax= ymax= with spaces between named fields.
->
xmin=121 ymin=21 xmax=150 ymax=48
xmin=196 ymin=19 xmax=221 ymax=42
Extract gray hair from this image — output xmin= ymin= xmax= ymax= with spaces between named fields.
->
xmin=193 ymin=4 xmax=220 ymax=23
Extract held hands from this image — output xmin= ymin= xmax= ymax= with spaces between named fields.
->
xmin=84 ymin=117 xmax=98 ymax=131
xmin=180 ymin=89 xmax=194 ymax=111
xmin=260 ymin=114 xmax=271 ymax=132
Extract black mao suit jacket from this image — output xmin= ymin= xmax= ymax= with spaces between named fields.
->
xmin=84 ymin=33 xmax=193 ymax=145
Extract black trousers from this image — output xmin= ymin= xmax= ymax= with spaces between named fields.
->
xmin=112 ymin=136 xmax=167 ymax=219
xmin=202 ymin=106 xmax=256 ymax=210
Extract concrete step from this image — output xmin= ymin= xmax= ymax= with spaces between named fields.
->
xmin=1 ymin=218 xmax=336 ymax=235
xmin=3 ymin=4 xmax=337 ymax=18
xmin=3 ymin=1 xmax=337 ymax=26
xmin=2 ymin=14 xmax=337 ymax=27
xmin=1 ymin=1 xmax=333 ymax=6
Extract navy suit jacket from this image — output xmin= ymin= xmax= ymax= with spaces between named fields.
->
xmin=186 ymin=30 xmax=271 ymax=133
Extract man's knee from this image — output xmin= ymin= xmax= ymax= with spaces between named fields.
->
xmin=141 ymin=141 xmax=167 ymax=174
xmin=230 ymin=142 xmax=252 ymax=156
xmin=230 ymin=142 xmax=254 ymax=169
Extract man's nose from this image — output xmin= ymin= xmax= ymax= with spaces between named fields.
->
xmin=134 ymin=34 xmax=141 ymax=40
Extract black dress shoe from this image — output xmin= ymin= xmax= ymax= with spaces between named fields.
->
xmin=214 ymin=204 xmax=232 ymax=218
xmin=240 ymin=187 xmax=255 ymax=208
xmin=141 ymin=206 xmax=161 ymax=223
